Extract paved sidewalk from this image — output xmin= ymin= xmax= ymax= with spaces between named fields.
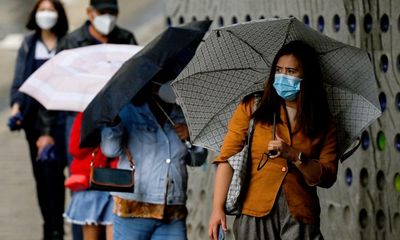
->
xmin=0 ymin=0 xmax=164 ymax=239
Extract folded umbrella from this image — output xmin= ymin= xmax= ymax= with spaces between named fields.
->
xmin=171 ymin=17 xmax=381 ymax=159
xmin=19 ymin=44 xmax=142 ymax=112
xmin=80 ymin=20 xmax=212 ymax=147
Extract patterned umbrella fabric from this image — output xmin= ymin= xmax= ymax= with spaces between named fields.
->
xmin=19 ymin=44 xmax=142 ymax=112
xmin=172 ymin=17 xmax=381 ymax=157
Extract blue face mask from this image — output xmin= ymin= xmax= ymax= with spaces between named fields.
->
xmin=273 ymin=74 xmax=302 ymax=100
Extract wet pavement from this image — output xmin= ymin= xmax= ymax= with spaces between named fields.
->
xmin=0 ymin=0 xmax=164 ymax=239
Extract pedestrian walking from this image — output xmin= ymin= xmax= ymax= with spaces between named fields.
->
xmin=64 ymin=113 xmax=117 ymax=240
xmin=208 ymin=41 xmax=338 ymax=240
xmin=100 ymin=78 xmax=208 ymax=240
xmin=8 ymin=0 xmax=69 ymax=239
xmin=36 ymin=1 xmax=138 ymax=238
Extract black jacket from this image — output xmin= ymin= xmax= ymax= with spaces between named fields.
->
xmin=57 ymin=21 xmax=137 ymax=51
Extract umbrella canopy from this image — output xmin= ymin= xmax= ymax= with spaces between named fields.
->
xmin=80 ymin=20 xmax=212 ymax=147
xmin=172 ymin=17 xmax=381 ymax=158
xmin=19 ymin=44 xmax=142 ymax=112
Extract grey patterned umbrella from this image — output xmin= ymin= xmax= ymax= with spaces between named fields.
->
xmin=171 ymin=17 xmax=381 ymax=158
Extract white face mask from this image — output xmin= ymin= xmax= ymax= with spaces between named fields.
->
xmin=93 ymin=14 xmax=117 ymax=35
xmin=35 ymin=10 xmax=58 ymax=30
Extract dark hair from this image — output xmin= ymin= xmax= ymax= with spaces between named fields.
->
xmin=251 ymin=40 xmax=331 ymax=138
xmin=26 ymin=0 xmax=69 ymax=38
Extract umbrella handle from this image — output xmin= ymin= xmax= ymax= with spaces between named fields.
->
xmin=184 ymin=140 xmax=193 ymax=149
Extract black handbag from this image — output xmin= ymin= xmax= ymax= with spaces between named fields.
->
xmin=89 ymin=148 xmax=135 ymax=193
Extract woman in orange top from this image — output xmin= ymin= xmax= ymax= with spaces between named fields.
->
xmin=209 ymin=41 xmax=338 ymax=240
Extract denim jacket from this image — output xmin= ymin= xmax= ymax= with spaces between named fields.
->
xmin=101 ymin=103 xmax=207 ymax=205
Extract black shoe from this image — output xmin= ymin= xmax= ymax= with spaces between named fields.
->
xmin=44 ymin=230 xmax=63 ymax=240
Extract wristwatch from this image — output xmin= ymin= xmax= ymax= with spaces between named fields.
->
xmin=294 ymin=151 xmax=305 ymax=167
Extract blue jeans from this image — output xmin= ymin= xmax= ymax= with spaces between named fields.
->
xmin=113 ymin=215 xmax=187 ymax=240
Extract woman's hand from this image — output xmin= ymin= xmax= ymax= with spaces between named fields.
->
xmin=208 ymin=208 xmax=227 ymax=240
xmin=174 ymin=123 xmax=190 ymax=141
xmin=267 ymin=135 xmax=297 ymax=161
xmin=36 ymin=135 xmax=55 ymax=157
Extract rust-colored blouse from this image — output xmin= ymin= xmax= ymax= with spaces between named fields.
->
xmin=214 ymin=98 xmax=338 ymax=224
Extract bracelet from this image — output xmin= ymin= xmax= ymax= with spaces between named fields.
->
xmin=293 ymin=151 xmax=304 ymax=167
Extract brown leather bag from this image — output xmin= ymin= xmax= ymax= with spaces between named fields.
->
xmin=89 ymin=148 xmax=135 ymax=193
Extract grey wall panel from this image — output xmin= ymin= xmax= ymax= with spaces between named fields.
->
xmin=166 ymin=0 xmax=399 ymax=239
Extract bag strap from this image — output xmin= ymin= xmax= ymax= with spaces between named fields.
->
xmin=91 ymin=147 xmax=135 ymax=171
xmin=245 ymin=94 xmax=261 ymax=151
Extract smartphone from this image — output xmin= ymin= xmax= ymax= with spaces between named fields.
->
xmin=218 ymin=225 xmax=225 ymax=240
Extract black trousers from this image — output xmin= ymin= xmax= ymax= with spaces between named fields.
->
xmin=24 ymin=125 xmax=66 ymax=239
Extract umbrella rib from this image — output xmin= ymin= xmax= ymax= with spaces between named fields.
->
xmin=225 ymin=29 xmax=270 ymax=65
xmin=180 ymin=67 xmax=267 ymax=79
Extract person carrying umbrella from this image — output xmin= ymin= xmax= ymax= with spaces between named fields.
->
xmin=37 ymin=0 xmax=138 ymax=164
xmin=35 ymin=0 xmax=137 ymax=239
xmin=209 ymin=41 xmax=338 ymax=240
xmin=100 ymin=74 xmax=208 ymax=240
xmin=8 ymin=1 xmax=69 ymax=239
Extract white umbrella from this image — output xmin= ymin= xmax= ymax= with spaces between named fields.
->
xmin=20 ymin=44 xmax=143 ymax=112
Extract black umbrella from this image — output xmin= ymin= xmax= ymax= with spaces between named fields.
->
xmin=80 ymin=20 xmax=212 ymax=147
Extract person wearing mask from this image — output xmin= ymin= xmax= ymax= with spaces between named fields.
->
xmin=36 ymin=1 xmax=137 ymax=238
xmin=100 ymin=77 xmax=208 ymax=240
xmin=8 ymin=1 xmax=69 ymax=239
xmin=37 ymin=0 xmax=138 ymax=163
xmin=208 ymin=41 xmax=338 ymax=240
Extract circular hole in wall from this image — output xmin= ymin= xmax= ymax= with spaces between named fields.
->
xmin=348 ymin=14 xmax=356 ymax=33
xmin=377 ymin=131 xmax=386 ymax=151
xmin=333 ymin=14 xmax=340 ymax=32
xmin=343 ymin=206 xmax=351 ymax=224
xmin=178 ymin=16 xmax=185 ymax=24
xmin=218 ymin=16 xmax=224 ymax=26
xmin=398 ymin=14 xmax=400 ymax=31
xmin=200 ymin=189 xmax=206 ymax=201
xmin=245 ymin=14 xmax=252 ymax=22
xmin=364 ymin=13 xmax=373 ymax=33
xmin=197 ymin=224 xmax=206 ymax=238
xmin=260 ymin=15 xmax=265 ymax=20
xmin=396 ymin=92 xmax=400 ymax=111
xmin=360 ymin=168 xmax=369 ymax=187
xmin=303 ymin=15 xmax=310 ymax=26
xmin=380 ymin=14 xmax=390 ymax=32
xmin=345 ymin=168 xmax=353 ymax=186
xmin=361 ymin=130 xmax=370 ymax=150
xmin=192 ymin=16 xmax=197 ymax=22
xmin=328 ymin=204 xmax=335 ymax=219
xmin=394 ymin=173 xmax=400 ymax=192
xmin=359 ymin=209 xmax=368 ymax=229
xmin=380 ymin=54 xmax=389 ymax=73
xmin=166 ymin=17 xmax=172 ymax=26
xmin=376 ymin=210 xmax=385 ymax=230
xmin=232 ymin=16 xmax=238 ymax=24
xmin=394 ymin=213 xmax=400 ymax=230
xmin=395 ymin=134 xmax=400 ymax=152
xmin=187 ymin=189 xmax=193 ymax=198
xmin=187 ymin=223 xmax=193 ymax=234
xmin=318 ymin=15 xmax=325 ymax=32
xmin=376 ymin=170 xmax=386 ymax=190
xmin=379 ymin=92 xmax=387 ymax=112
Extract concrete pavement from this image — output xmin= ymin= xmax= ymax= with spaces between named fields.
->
xmin=0 ymin=0 xmax=165 ymax=239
